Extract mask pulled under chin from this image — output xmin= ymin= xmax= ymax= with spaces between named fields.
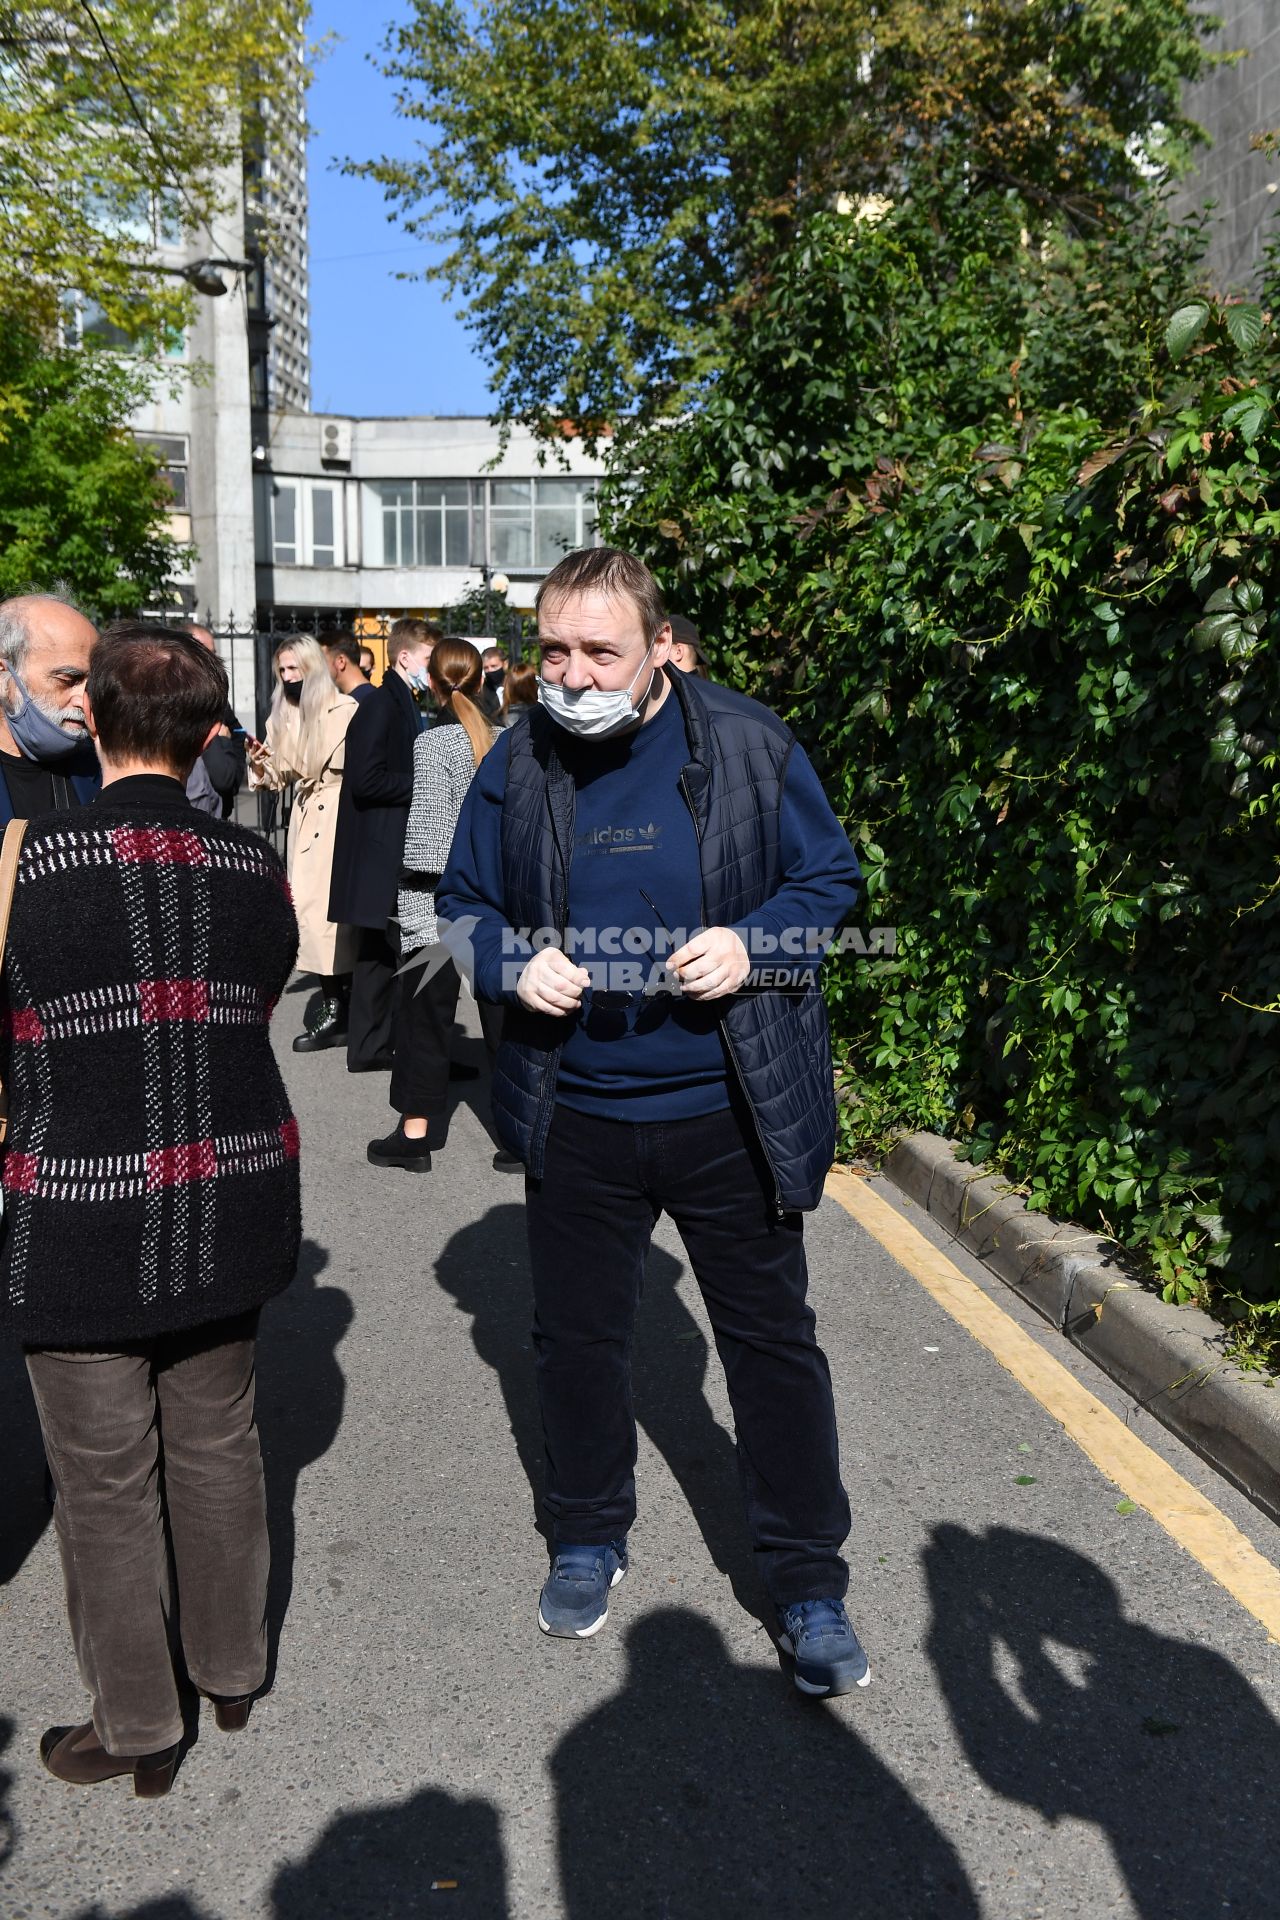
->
xmin=537 ymin=647 xmax=655 ymax=740
xmin=5 ymin=668 xmax=93 ymax=766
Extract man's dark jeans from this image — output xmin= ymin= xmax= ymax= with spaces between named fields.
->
xmin=525 ymin=1100 xmax=851 ymax=1607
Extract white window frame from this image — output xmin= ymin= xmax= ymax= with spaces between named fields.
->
xmin=270 ymin=478 xmax=344 ymax=568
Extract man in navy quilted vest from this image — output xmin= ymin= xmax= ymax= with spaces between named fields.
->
xmin=436 ymin=546 xmax=867 ymax=1697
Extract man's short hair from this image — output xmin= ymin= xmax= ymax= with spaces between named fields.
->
xmin=481 ymin=646 xmax=504 ymax=667
xmin=90 ymin=623 xmax=228 ymax=770
xmin=322 ymin=630 xmax=363 ymax=670
xmin=388 ymin=617 xmax=441 ymax=654
xmin=536 ymin=547 xmax=667 ymax=643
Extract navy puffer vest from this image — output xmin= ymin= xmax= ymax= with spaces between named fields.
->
xmin=492 ymin=669 xmax=839 ymax=1212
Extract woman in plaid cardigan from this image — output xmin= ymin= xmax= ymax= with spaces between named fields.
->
xmin=1 ymin=623 xmax=300 ymax=1798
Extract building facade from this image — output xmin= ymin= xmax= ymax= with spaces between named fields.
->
xmin=1170 ymin=2 xmax=1280 ymax=291
xmin=253 ymin=413 xmax=607 ymax=626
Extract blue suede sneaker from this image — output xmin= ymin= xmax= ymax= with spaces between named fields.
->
xmin=776 ymin=1599 xmax=871 ymax=1696
xmin=538 ymin=1541 xmax=628 ymax=1639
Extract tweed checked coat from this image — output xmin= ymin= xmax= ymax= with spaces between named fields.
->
xmin=0 ymin=779 xmax=301 ymax=1348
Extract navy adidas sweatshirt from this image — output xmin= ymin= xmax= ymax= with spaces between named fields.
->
xmin=438 ymin=686 xmax=860 ymax=1121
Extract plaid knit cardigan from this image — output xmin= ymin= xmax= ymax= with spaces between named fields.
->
xmin=0 ymin=782 xmax=301 ymax=1348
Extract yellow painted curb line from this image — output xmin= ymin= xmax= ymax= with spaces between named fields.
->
xmin=825 ymin=1166 xmax=1280 ymax=1641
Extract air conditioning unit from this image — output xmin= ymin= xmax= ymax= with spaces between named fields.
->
xmin=318 ymin=418 xmax=352 ymax=465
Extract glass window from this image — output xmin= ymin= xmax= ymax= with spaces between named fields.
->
xmin=273 ymin=482 xmax=298 ymax=564
xmin=136 ymin=434 xmax=189 ymax=512
xmin=80 ymin=299 xmax=135 ymax=352
xmin=490 ymin=478 xmax=533 ymax=570
xmin=532 ymin=476 xmax=598 ymax=568
xmin=366 ymin=480 xmax=473 ymax=567
xmin=311 ymin=487 xmax=336 ymax=567
xmin=250 ymin=351 xmax=269 ymax=410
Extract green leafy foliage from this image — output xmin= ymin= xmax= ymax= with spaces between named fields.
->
xmin=0 ymin=2 xmax=311 ymax=351
xmin=602 ymin=192 xmax=1280 ymax=1344
xmin=0 ymin=328 xmax=191 ymax=615
xmin=353 ymin=0 xmax=1211 ymax=443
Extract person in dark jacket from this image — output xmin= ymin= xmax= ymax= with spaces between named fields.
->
xmin=436 ymin=547 xmax=866 ymax=1698
xmin=667 ymin=613 xmax=710 ymax=680
xmin=180 ymin=621 xmax=247 ymax=818
xmin=328 ymin=616 xmax=438 ymax=1070
xmin=0 ymin=591 xmax=101 ymax=823
xmin=322 ymin=630 xmax=376 ymax=704
xmin=3 ymin=624 xmax=301 ymax=1797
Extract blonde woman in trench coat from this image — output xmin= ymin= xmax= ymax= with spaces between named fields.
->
xmin=248 ymin=635 xmax=357 ymax=1053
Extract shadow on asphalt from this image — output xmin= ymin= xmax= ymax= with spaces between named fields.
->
xmin=433 ymin=1202 xmax=762 ymax=1617
xmin=60 ymin=1785 xmax=510 ymax=1920
xmin=0 ymin=1342 xmax=50 ymax=1587
xmin=553 ymin=1605 xmax=978 ymax=1917
xmin=256 ymin=1237 xmax=352 ymax=1690
xmin=924 ymin=1523 xmax=1280 ymax=1918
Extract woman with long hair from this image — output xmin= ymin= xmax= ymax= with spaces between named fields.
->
xmin=368 ymin=637 xmax=503 ymax=1171
xmin=501 ymin=658 xmax=539 ymax=726
xmin=247 ymin=636 xmax=358 ymax=1052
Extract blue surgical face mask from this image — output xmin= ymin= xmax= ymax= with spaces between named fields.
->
xmin=403 ymin=662 xmax=431 ymax=694
xmin=4 ymin=663 xmax=93 ymax=765
xmin=538 ymin=645 xmax=655 ymax=740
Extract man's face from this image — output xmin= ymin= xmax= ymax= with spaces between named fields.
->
xmin=397 ymin=641 xmax=432 ymax=682
xmin=324 ymin=647 xmax=343 ymax=687
xmin=359 ymin=650 xmax=375 ymax=679
xmin=537 ymin=588 xmax=671 ymax=694
xmin=1 ymin=602 xmax=97 ymax=737
xmin=482 ymin=649 xmax=503 ymax=676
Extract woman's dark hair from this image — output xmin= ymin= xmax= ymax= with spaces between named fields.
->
xmin=91 ymin=622 xmax=229 ymax=770
xmin=502 ymin=660 xmax=538 ymax=716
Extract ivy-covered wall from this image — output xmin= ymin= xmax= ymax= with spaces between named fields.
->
xmin=603 ymin=198 xmax=1279 ymax=1342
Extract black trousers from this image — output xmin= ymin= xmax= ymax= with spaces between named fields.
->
xmin=346 ymin=923 xmax=399 ymax=1068
xmin=525 ymin=1099 xmax=851 ymax=1606
xmin=390 ymin=949 xmax=504 ymax=1117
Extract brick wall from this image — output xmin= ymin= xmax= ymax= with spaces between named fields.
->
xmin=1169 ymin=0 xmax=1280 ymax=291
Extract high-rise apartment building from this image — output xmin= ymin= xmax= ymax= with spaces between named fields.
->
xmin=246 ymin=74 xmax=312 ymax=415
xmin=1170 ymin=2 xmax=1280 ymax=290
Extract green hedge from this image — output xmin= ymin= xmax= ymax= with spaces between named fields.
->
xmin=603 ymin=198 xmax=1280 ymax=1341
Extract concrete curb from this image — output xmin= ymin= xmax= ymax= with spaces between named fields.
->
xmin=878 ymin=1131 xmax=1280 ymax=1529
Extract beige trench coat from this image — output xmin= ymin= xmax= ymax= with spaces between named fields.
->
xmin=251 ymin=693 xmax=358 ymax=976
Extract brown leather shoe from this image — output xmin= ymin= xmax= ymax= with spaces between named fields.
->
xmin=205 ymin=1692 xmax=254 ymax=1732
xmin=40 ymin=1721 xmax=177 ymax=1798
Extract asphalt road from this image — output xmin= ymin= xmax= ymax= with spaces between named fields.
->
xmin=2 ymin=981 xmax=1279 ymax=1919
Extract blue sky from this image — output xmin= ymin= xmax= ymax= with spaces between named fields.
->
xmin=307 ymin=1 xmax=493 ymax=417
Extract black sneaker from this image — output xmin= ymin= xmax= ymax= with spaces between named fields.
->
xmin=493 ymin=1149 xmax=523 ymax=1172
xmin=366 ymin=1122 xmax=432 ymax=1171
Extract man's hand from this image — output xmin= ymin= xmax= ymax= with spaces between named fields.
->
xmin=668 ymin=927 xmax=751 ymax=1000
xmin=516 ymin=947 xmax=591 ymax=1016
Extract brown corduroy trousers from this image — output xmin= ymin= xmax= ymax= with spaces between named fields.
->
xmin=25 ymin=1309 xmax=269 ymax=1756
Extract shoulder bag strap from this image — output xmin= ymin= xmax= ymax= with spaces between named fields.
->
xmin=0 ymin=817 xmax=28 ymax=961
